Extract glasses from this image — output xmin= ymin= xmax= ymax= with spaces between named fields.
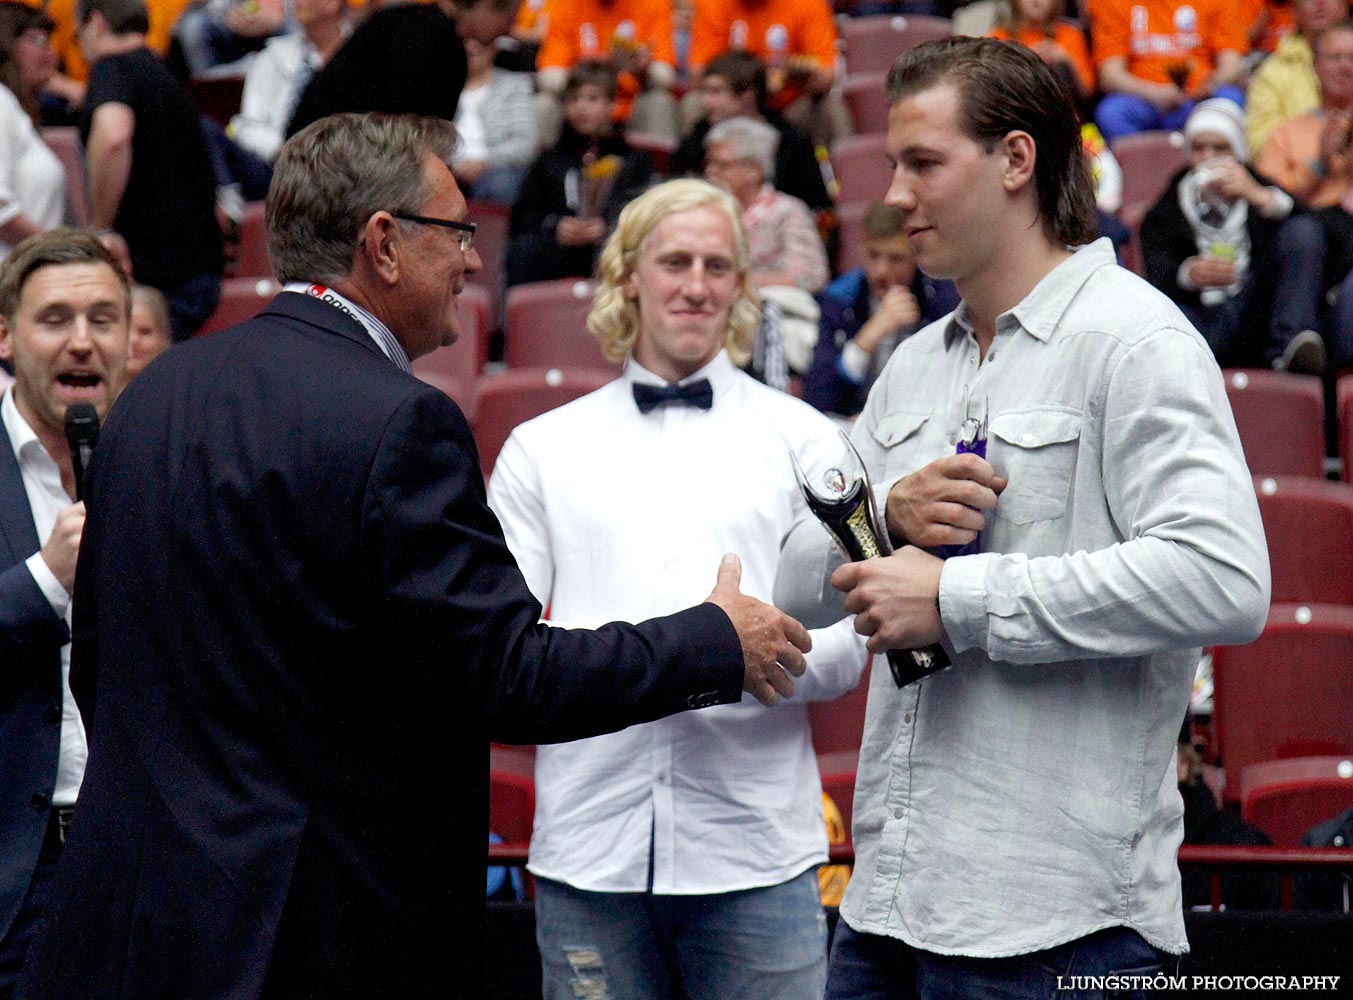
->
xmin=393 ymin=213 xmax=476 ymax=252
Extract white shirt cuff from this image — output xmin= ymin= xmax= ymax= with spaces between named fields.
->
xmin=937 ymin=552 xmax=994 ymax=655
xmin=839 ymin=340 xmax=871 ymax=384
xmin=25 ymin=552 xmax=71 ymax=617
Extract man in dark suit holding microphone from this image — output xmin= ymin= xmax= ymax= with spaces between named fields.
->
xmin=0 ymin=229 xmax=129 ymax=999
xmin=15 ymin=113 xmax=812 ymax=1000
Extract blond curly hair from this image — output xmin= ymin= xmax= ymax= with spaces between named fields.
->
xmin=588 ymin=179 xmax=761 ymax=365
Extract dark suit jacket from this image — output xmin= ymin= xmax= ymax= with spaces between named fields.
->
xmin=0 ymin=418 xmax=69 ymax=948
xmin=15 ymin=293 xmax=743 ymax=1000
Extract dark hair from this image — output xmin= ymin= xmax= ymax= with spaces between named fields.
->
xmin=862 ymin=202 xmax=905 ymax=239
xmin=76 ymin=0 xmax=149 ymax=37
xmin=886 ymin=37 xmax=1096 ymax=247
xmin=0 ymin=1 xmax=54 ymax=122
xmin=0 ymin=228 xmax=130 ymax=319
xmin=702 ymin=50 xmax=768 ymax=106
xmin=266 ymin=113 xmax=458 ymax=284
xmin=564 ymin=60 xmax=618 ymax=100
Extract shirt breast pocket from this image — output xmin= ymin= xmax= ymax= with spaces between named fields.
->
xmin=989 ymin=408 xmax=1082 ymax=524
xmin=868 ymin=411 xmax=930 ymax=481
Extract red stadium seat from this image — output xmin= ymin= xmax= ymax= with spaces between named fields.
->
xmin=471 ymin=366 xmax=617 ymax=478
xmin=466 ymin=200 xmax=511 ymax=328
xmin=233 ymin=200 xmax=272 ymax=279
xmin=503 ymin=279 xmax=621 ymax=372
xmin=626 ymin=131 xmax=677 ymax=176
xmin=1338 ymin=374 xmax=1353 ymax=482
xmin=1211 ymin=603 xmax=1353 ymax=800
xmin=489 ymin=744 xmax=537 ymax=846
xmin=188 ymin=73 xmax=246 ymax=126
xmin=841 ymin=72 xmax=891 ymax=136
xmin=833 ymin=199 xmax=873 ymax=275
xmin=40 ymin=127 xmax=88 ymax=228
xmin=809 ymin=661 xmax=872 ymax=756
xmin=1111 ymin=130 xmax=1188 ymax=223
xmin=196 ymin=277 xmax=281 ymax=336
xmin=842 ymin=14 xmax=952 ymax=76
xmin=1252 ymin=476 xmax=1353 ymax=606
xmin=411 ymin=283 xmax=493 ymax=420
xmin=1223 ymin=369 xmax=1326 ymax=479
xmin=1240 ymin=756 xmax=1353 ymax=846
xmin=830 ymin=133 xmax=892 ymax=209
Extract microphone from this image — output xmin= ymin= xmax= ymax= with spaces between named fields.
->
xmin=64 ymin=403 xmax=100 ymax=502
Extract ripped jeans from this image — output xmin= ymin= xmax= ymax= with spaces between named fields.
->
xmin=534 ymin=867 xmax=827 ymax=1000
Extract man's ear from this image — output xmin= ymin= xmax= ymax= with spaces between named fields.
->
xmin=1001 ymin=131 xmax=1037 ymax=194
xmin=0 ymin=316 xmax=13 ymax=364
xmin=358 ymin=213 xmax=401 ymax=286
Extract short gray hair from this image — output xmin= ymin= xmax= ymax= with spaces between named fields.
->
xmin=265 ymin=113 xmax=459 ymax=284
xmin=705 ymin=116 xmax=779 ymax=181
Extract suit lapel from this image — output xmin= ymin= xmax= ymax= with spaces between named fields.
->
xmin=0 ymin=423 xmax=40 ymax=567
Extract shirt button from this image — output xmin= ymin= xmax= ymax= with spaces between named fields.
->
xmin=894 ymin=807 xmax=905 ymax=819
xmin=903 ymin=713 xmax=912 ymax=724
xmin=43 ymin=704 xmax=61 ymax=723
xmin=1022 ymin=433 xmax=1034 ymax=444
xmin=32 ymin=792 xmax=50 ymax=810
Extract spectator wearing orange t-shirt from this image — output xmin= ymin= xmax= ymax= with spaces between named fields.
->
xmin=535 ymin=0 xmax=679 ymax=142
xmin=1090 ymin=0 xmax=1247 ymax=141
xmin=989 ymin=0 xmax=1095 ymax=105
xmin=687 ymin=0 xmax=846 ymax=145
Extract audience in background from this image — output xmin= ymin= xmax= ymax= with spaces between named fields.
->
xmin=452 ymin=36 xmax=537 ymax=205
xmin=686 ymin=0 xmax=845 ymax=145
xmin=804 ymin=202 xmax=959 ymax=419
xmin=123 ymin=283 xmax=172 ymax=385
xmin=227 ymin=0 xmax=347 ymax=166
xmin=1141 ymin=98 xmax=1325 ymax=373
xmin=173 ymin=0 xmax=287 ymax=75
xmin=1090 ymin=0 xmax=1246 ymax=141
xmin=1246 ymin=0 xmax=1344 ymax=158
xmin=78 ymin=0 xmax=223 ymax=340
xmin=0 ymin=3 xmax=66 ymax=259
xmin=533 ymin=0 xmax=679 ymax=143
xmin=1257 ymin=22 xmax=1353 ymax=209
xmin=507 ymin=63 xmax=653 ymax=288
xmin=704 ymin=114 xmax=827 ymax=375
xmin=670 ymin=50 xmax=833 ymax=216
xmin=286 ymin=0 xmax=517 ymax=137
xmin=989 ymin=0 xmax=1095 ymax=107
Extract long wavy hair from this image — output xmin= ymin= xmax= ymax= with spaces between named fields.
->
xmin=589 ymin=178 xmax=760 ymax=365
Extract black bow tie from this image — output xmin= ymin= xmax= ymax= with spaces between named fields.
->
xmin=632 ymin=378 xmax=714 ymax=414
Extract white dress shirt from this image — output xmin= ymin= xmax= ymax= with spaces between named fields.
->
xmin=488 ymin=351 xmax=868 ymax=895
xmin=228 ymin=31 xmax=330 ymax=163
xmin=2 ymin=388 xmax=87 ymax=807
xmin=0 ymin=85 xmax=66 ymax=260
xmin=784 ymin=239 xmax=1269 ymax=957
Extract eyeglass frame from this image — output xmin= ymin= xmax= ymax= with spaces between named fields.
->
xmin=392 ymin=213 xmax=477 ymax=252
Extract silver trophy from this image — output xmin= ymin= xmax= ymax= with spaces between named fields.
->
xmin=790 ymin=430 xmax=950 ymax=687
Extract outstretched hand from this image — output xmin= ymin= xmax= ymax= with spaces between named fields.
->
xmin=705 ymin=554 xmax=812 ymax=707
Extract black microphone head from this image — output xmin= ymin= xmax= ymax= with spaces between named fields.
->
xmin=64 ymin=402 xmax=100 ymax=450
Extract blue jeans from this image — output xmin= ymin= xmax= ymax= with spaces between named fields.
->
xmin=826 ymin=923 xmax=1177 ymax=1000
xmin=1095 ymin=86 xmax=1245 ymax=143
xmin=534 ymin=868 xmax=828 ymax=1000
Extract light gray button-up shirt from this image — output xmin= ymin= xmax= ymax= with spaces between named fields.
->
xmin=818 ymin=239 xmax=1269 ymax=957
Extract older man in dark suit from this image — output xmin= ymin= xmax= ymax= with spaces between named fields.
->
xmin=0 ymin=230 xmax=129 ymax=1000
xmin=14 ymin=114 xmax=811 ymax=1000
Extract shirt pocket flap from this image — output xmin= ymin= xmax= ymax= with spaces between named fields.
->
xmin=870 ymin=411 xmax=929 ymax=449
xmin=990 ymin=410 xmax=1082 ymax=450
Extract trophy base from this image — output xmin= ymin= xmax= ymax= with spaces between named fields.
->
xmin=886 ymin=645 xmax=951 ymax=687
